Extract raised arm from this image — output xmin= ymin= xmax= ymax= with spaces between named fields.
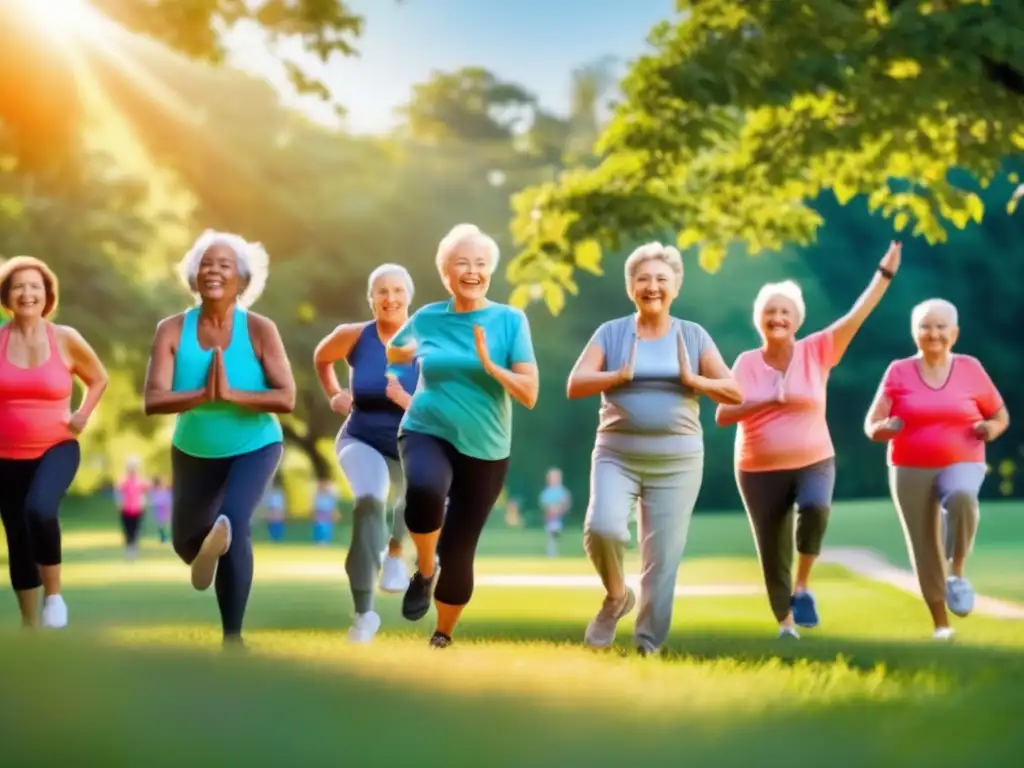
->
xmin=59 ymin=325 xmax=109 ymax=433
xmin=221 ymin=314 xmax=296 ymax=414
xmin=312 ymin=322 xmax=363 ymax=401
xmin=826 ymin=241 xmax=901 ymax=364
xmin=143 ymin=316 xmax=209 ymax=416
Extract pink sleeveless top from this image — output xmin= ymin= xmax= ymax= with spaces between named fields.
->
xmin=0 ymin=323 xmax=74 ymax=460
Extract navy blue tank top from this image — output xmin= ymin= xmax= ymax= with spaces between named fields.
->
xmin=340 ymin=322 xmax=419 ymax=460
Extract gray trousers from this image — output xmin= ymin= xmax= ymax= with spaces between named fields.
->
xmin=888 ymin=462 xmax=985 ymax=605
xmin=584 ymin=444 xmax=704 ymax=651
xmin=335 ymin=435 xmax=408 ymax=613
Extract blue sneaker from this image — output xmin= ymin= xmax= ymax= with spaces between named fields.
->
xmin=791 ymin=590 xmax=819 ymax=628
xmin=946 ymin=576 xmax=975 ymax=617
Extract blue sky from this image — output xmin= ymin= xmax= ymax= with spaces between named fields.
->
xmin=226 ymin=0 xmax=676 ymax=134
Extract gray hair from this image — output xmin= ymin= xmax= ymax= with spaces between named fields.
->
xmin=911 ymin=298 xmax=958 ymax=332
xmin=623 ymin=242 xmax=683 ymax=299
xmin=435 ymin=223 xmax=500 ymax=281
xmin=177 ymin=229 xmax=269 ymax=308
xmin=366 ymin=263 xmax=415 ymax=310
xmin=752 ymin=280 xmax=807 ymax=335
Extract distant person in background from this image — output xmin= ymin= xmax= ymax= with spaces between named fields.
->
xmin=261 ymin=478 xmax=286 ymax=542
xmin=568 ymin=242 xmax=741 ymax=655
xmin=313 ymin=262 xmax=419 ymax=643
xmin=148 ymin=475 xmax=172 ymax=544
xmin=503 ymin=497 xmax=523 ymax=528
xmin=539 ymin=467 xmax=571 ymax=557
xmin=143 ymin=230 xmax=294 ymax=648
xmin=865 ymin=298 xmax=1009 ymax=640
xmin=312 ymin=479 xmax=338 ymax=545
xmin=115 ymin=456 xmax=149 ymax=560
xmin=716 ymin=241 xmax=900 ymax=639
xmin=0 ymin=256 xmax=108 ymax=629
xmin=387 ymin=223 xmax=538 ymax=648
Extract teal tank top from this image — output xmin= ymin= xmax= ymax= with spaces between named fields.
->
xmin=171 ymin=306 xmax=283 ymax=458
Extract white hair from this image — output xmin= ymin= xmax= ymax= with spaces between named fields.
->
xmin=911 ymin=298 xmax=958 ymax=331
xmin=366 ymin=263 xmax=415 ymax=310
xmin=752 ymin=280 xmax=807 ymax=334
xmin=435 ymin=223 xmax=500 ymax=281
xmin=177 ymin=229 xmax=269 ymax=309
xmin=623 ymin=242 xmax=684 ymax=299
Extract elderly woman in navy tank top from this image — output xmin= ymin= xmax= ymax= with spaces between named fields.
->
xmin=313 ymin=263 xmax=420 ymax=643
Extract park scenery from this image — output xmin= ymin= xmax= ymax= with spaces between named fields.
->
xmin=1 ymin=1 xmax=1022 ymax=765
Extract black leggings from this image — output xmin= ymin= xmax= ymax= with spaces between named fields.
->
xmin=171 ymin=442 xmax=283 ymax=636
xmin=400 ymin=431 xmax=508 ymax=606
xmin=0 ymin=440 xmax=80 ymax=591
xmin=121 ymin=512 xmax=142 ymax=546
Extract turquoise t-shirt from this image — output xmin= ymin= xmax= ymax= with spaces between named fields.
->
xmin=391 ymin=300 xmax=536 ymax=461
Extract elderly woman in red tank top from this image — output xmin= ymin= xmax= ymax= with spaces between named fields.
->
xmin=0 ymin=256 xmax=108 ymax=629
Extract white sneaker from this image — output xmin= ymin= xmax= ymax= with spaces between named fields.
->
xmin=778 ymin=625 xmax=800 ymax=639
xmin=584 ymin=588 xmax=636 ymax=648
xmin=348 ymin=611 xmax=382 ymax=643
xmin=933 ymin=626 xmax=955 ymax=641
xmin=946 ymin=576 xmax=975 ymax=617
xmin=379 ymin=555 xmax=409 ymax=593
xmin=191 ymin=515 xmax=232 ymax=591
xmin=41 ymin=595 xmax=68 ymax=629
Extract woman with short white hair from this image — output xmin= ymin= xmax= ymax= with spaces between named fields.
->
xmin=387 ymin=223 xmax=539 ymax=648
xmin=143 ymin=229 xmax=295 ymax=648
xmin=716 ymin=241 xmax=901 ymax=638
xmin=568 ymin=242 xmax=741 ymax=655
xmin=865 ymin=298 xmax=1008 ymax=640
xmin=312 ymin=263 xmax=420 ymax=643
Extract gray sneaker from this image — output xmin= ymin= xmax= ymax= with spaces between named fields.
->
xmin=946 ymin=576 xmax=975 ymax=617
xmin=584 ymin=587 xmax=636 ymax=648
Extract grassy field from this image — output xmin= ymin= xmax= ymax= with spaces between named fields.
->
xmin=0 ymin=496 xmax=1021 ymax=766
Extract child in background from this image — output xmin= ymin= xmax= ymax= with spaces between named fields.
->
xmin=148 ymin=476 xmax=172 ymax=543
xmin=115 ymin=457 xmax=149 ymax=560
xmin=539 ymin=467 xmax=571 ymax=558
xmin=312 ymin=479 xmax=338 ymax=546
xmin=262 ymin=478 xmax=287 ymax=542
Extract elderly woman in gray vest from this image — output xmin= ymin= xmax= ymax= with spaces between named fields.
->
xmin=567 ymin=242 xmax=742 ymax=655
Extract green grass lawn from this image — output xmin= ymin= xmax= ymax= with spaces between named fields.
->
xmin=0 ymin=496 xmax=1021 ymax=765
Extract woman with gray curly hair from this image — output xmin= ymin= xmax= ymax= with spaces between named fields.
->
xmin=143 ymin=229 xmax=295 ymax=648
xmin=567 ymin=242 xmax=741 ymax=655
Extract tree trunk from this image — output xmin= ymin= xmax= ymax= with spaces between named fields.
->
xmin=280 ymin=422 xmax=332 ymax=480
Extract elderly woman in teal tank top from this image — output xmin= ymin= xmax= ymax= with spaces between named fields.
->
xmin=143 ymin=229 xmax=295 ymax=648
xmin=567 ymin=242 xmax=742 ymax=656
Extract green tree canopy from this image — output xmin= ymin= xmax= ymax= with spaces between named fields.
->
xmin=506 ymin=0 xmax=1024 ymax=311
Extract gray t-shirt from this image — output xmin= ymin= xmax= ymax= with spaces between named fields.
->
xmin=590 ymin=315 xmax=716 ymax=457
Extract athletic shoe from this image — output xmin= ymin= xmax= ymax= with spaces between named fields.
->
xmin=933 ymin=626 xmax=955 ymax=641
xmin=429 ymin=631 xmax=452 ymax=649
xmin=41 ymin=595 xmax=68 ymax=629
xmin=584 ymin=587 xmax=636 ymax=648
xmin=379 ymin=556 xmax=409 ymax=593
xmin=192 ymin=515 xmax=232 ymax=591
xmin=348 ymin=611 xmax=382 ymax=643
xmin=946 ymin=576 xmax=975 ymax=617
xmin=402 ymin=569 xmax=437 ymax=621
xmin=778 ymin=625 xmax=800 ymax=639
xmin=791 ymin=589 xmax=819 ymax=628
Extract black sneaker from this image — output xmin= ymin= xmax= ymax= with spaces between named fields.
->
xmin=402 ymin=569 xmax=437 ymax=621
xmin=429 ymin=631 xmax=452 ymax=649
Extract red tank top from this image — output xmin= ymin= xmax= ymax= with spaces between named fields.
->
xmin=0 ymin=323 xmax=74 ymax=460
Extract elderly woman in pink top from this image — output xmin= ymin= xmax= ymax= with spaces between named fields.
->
xmin=864 ymin=298 xmax=1008 ymax=640
xmin=0 ymin=256 xmax=108 ymax=629
xmin=716 ymin=241 xmax=901 ymax=638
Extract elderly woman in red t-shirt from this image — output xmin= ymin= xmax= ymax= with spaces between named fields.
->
xmin=865 ymin=298 xmax=1009 ymax=640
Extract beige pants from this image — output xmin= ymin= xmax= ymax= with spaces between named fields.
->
xmin=887 ymin=463 xmax=986 ymax=604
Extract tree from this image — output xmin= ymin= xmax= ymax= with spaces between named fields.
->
xmin=505 ymin=0 xmax=1024 ymax=311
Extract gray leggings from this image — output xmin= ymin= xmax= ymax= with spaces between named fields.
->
xmin=584 ymin=444 xmax=704 ymax=651
xmin=888 ymin=462 xmax=985 ymax=605
xmin=736 ymin=457 xmax=835 ymax=622
xmin=335 ymin=435 xmax=407 ymax=614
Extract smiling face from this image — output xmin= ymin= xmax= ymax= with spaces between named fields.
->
xmin=5 ymin=268 xmax=49 ymax=320
xmin=370 ymin=272 xmax=410 ymax=325
xmin=914 ymin=309 xmax=958 ymax=357
xmin=445 ymin=240 xmax=492 ymax=303
xmin=759 ymin=295 xmax=800 ymax=343
xmin=630 ymin=258 xmax=679 ymax=317
xmin=195 ymin=244 xmax=244 ymax=303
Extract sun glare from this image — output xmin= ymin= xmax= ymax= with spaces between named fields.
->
xmin=18 ymin=0 xmax=111 ymax=42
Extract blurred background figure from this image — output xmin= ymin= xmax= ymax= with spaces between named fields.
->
xmin=261 ymin=477 xmax=287 ymax=543
xmin=115 ymin=456 xmax=148 ymax=560
xmin=503 ymin=496 xmax=523 ymax=528
xmin=148 ymin=475 xmax=172 ymax=544
xmin=539 ymin=467 xmax=571 ymax=557
xmin=312 ymin=478 xmax=338 ymax=546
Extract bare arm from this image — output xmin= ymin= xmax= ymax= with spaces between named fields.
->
xmin=715 ymin=398 xmax=778 ymax=427
xmin=864 ymin=372 xmax=902 ymax=442
xmin=687 ymin=345 xmax=743 ymax=405
xmin=487 ymin=362 xmax=539 ymax=410
xmin=827 ymin=242 xmax=901 ymax=363
xmin=977 ymin=406 xmax=1010 ymax=442
xmin=58 ymin=326 xmax=109 ymax=421
xmin=222 ymin=314 xmax=296 ymax=413
xmin=312 ymin=323 xmax=363 ymax=399
xmin=386 ymin=342 xmax=417 ymax=365
xmin=566 ymin=343 xmax=626 ymax=399
xmin=143 ymin=316 xmax=209 ymax=416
